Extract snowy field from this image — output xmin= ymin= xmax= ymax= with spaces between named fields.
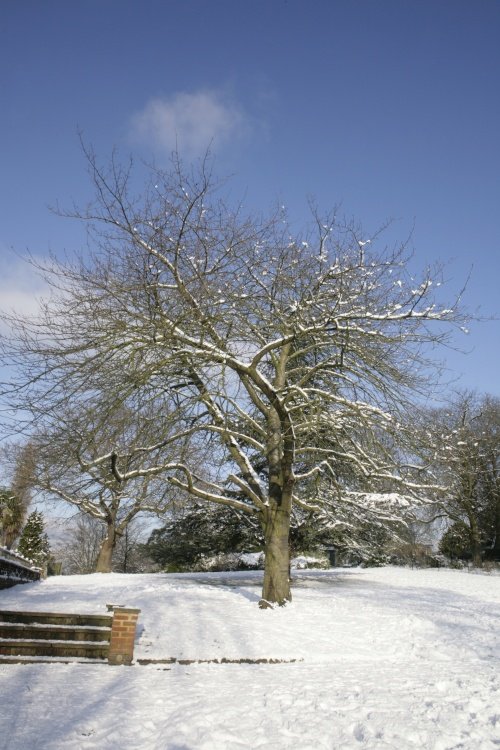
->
xmin=0 ymin=567 xmax=499 ymax=750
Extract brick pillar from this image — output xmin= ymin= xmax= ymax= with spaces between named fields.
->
xmin=107 ymin=606 xmax=141 ymax=665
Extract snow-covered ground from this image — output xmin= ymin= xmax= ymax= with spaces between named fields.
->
xmin=0 ymin=566 xmax=499 ymax=749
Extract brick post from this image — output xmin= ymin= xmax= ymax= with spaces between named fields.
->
xmin=107 ymin=606 xmax=141 ymax=665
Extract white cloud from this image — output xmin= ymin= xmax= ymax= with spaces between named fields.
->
xmin=0 ymin=254 xmax=50 ymax=325
xmin=129 ymin=90 xmax=249 ymax=158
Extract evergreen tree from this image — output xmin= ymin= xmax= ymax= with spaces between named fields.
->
xmin=439 ymin=521 xmax=471 ymax=561
xmin=145 ymin=504 xmax=262 ymax=570
xmin=17 ymin=510 xmax=51 ymax=567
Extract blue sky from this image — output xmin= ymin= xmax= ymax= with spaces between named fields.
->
xmin=1 ymin=0 xmax=499 ymax=397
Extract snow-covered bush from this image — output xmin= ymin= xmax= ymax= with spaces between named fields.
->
xmin=361 ymin=552 xmax=392 ymax=568
xmin=290 ymin=555 xmax=329 ymax=570
xmin=193 ymin=552 xmax=265 ymax=572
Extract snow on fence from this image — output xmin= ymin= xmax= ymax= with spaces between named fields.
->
xmin=0 ymin=546 xmax=41 ymax=589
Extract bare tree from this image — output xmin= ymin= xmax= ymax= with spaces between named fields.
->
xmin=54 ymin=513 xmax=153 ymax=574
xmin=10 ymin=442 xmax=36 ymax=515
xmin=0 ymin=152 xmax=466 ymax=604
xmin=112 ymin=516 xmax=155 ymax=573
xmin=54 ymin=514 xmax=106 ymax=574
xmin=0 ymin=442 xmax=35 ymax=548
xmin=30 ymin=398 xmax=186 ymax=572
xmin=0 ymin=487 xmax=24 ymax=549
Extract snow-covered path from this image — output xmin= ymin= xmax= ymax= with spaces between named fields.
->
xmin=0 ymin=567 xmax=499 ymax=749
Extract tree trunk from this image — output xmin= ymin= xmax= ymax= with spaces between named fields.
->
xmin=95 ymin=525 xmax=117 ymax=573
xmin=492 ymin=495 xmax=500 ymax=560
xmin=469 ymin=517 xmax=482 ymax=568
xmin=260 ymin=506 xmax=292 ymax=606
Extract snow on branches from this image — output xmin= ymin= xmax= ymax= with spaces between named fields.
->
xmin=0 ymin=152 xmax=468 ymax=601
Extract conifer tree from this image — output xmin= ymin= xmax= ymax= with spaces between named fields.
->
xmin=17 ymin=510 xmax=50 ymax=567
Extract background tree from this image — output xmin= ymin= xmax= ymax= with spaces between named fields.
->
xmin=476 ymin=396 xmax=500 ymax=559
xmin=0 ymin=442 xmax=35 ymax=549
xmin=387 ymin=511 xmax=443 ymax=568
xmin=54 ymin=514 xmax=105 ymax=575
xmin=145 ymin=504 xmax=263 ymax=570
xmin=30 ymin=397 xmax=187 ymax=572
xmin=0 ymin=487 xmax=24 ymax=549
xmin=112 ymin=516 xmax=155 ymax=573
xmin=54 ymin=513 xmax=153 ymax=574
xmin=10 ymin=441 xmax=36 ymax=517
xmin=145 ymin=500 xmax=404 ymax=571
xmin=17 ymin=510 xmax=51 ymax=567
xmin=439 ymin=521 xmax=471 ymax=562
xmin=0 ymin=152 xmax=466 ymax=604
xmin=430 ymin=393 xmax=500 ymax=565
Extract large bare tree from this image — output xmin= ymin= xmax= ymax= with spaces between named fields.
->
xmin=1 ymin=152 xmax=466 ymax=603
